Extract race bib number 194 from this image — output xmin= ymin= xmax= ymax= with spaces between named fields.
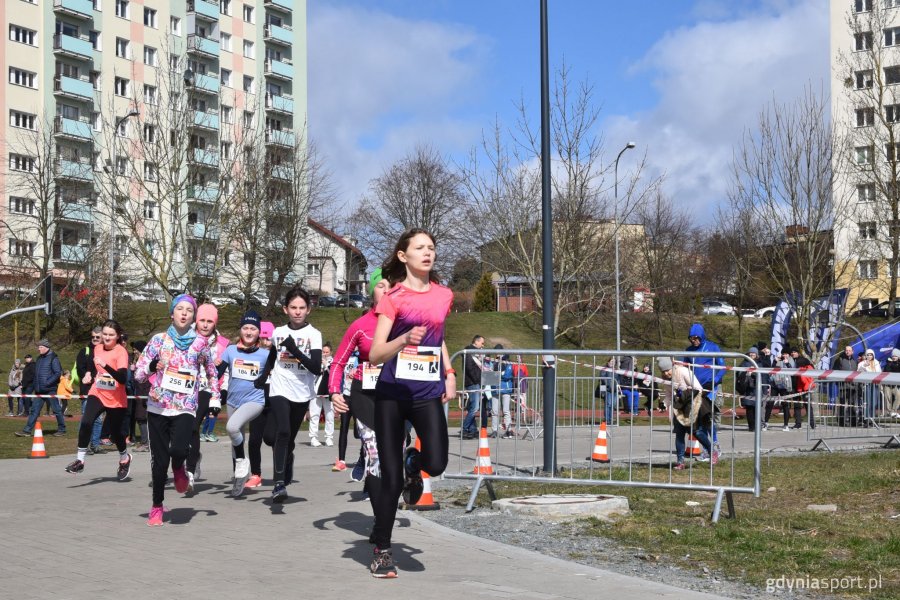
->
xmin=396 ymin=346 xmax=440 ymax=382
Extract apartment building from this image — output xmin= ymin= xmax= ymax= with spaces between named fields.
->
xmin=0 ymin=0 xmax=307 ymax=297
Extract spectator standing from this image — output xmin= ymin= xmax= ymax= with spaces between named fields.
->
xmin=771 ymin=347 xmax=795 ymax=431
xmin=20 ymin=354 xmax=35 ymax=417
xmin=76 ymin=329 xmax=103 ymax=451
xmin=883 ymin=349 xmax=900 ymax=419
xmin=57 ymin=370 xmax=73 ymax=416
xmin=683 ymin=324 xmax=725 ymax=453
xmin=461 ymin=335 xmax=485 ymax=439
xmin=857 ymin=349 xmax=881 ymax=427
xmin=736 ymin=347 xmax=759 ymax=431
xmin=791 ymin=352 xmax=815 ymax=430
xmin=7 ymin=358 xmax=22 ymax=416
xmin=831 ymin=345 xmax=858 ymax=426
xmin=657 ymin=356 xmax=717 ymax=469
xmin=15 ymin=340 xmax=66 ymax=437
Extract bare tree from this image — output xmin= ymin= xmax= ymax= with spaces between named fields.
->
xmin=729 ymin=86 xmax=854 ymax=363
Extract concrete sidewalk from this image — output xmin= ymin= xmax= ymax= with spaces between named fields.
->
xmin=0 ymin=441 xmax=730 ymax=599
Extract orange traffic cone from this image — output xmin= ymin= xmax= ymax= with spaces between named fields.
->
xmin=404 ymin=438 xmax=440 ymax=511
xmin=687 ymin=435 xmax=703 ymax=457
xmin=28 ymin=420 xmax=48 ymax=459
xmin=472 ymin=427 xmax=493 ymax=475
xmin=588 ymin=421 xmax=610 ymax=463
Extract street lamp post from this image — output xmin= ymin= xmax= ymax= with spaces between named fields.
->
xmin=613 ymin=142 xmax=636 ymax=357
xmin=108 ymin=109 xmax=140 ymax=319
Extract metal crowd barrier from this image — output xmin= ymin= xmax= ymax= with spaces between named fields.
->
xmin=806 ymin=381 xmax=900 ymax=451
xmin=447 ymin=349 xmax=763 ymax=523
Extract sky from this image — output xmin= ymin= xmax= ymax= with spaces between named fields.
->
xmin=307 ymin=0 xmax=830 ymax=223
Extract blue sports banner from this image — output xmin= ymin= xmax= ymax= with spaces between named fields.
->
xmin=851 ymin=320 xmax=900 ymax=367
xmin=769 ymin=292 xmax=800 ymax=357
xmin=807 ymin=289 xmax=848 ymax=369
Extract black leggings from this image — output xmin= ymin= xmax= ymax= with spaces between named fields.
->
xmin=268 ymin=395 xmax=309 ymax=485
xmin=148 ymin=412 xmax=194 ymax=506
xmin=337 ymin=411 xmax=352 ymax=461
xmin=372 ymin=396 xmax=448 ymax=549
xmin=249 ymin=405 xmax=270 ymax=477
xmin=187 ymin=391 xmax=211 ymax=473
xmin=79 ymin=396 xmax=127 ymax=453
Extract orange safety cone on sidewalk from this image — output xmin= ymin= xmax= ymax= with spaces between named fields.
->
xmin=403 ymin=438 xmax=440 ymax=511
xmin=472 ymin=427 xmax=493 ymax=475
xmin=687 ymin=435 xmax=703 ymax=457
xmin=587 ymin=421 xmax=610 ymax=463
xmin=28 ymin=420 xmax=48 ymax=459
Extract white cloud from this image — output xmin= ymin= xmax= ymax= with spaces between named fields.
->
xmin=604 ymin=0 xmax=829 ymax=221
xmin=308 ymin=5 xmax=488 ymax=211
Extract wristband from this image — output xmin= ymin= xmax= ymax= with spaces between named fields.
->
xmin=445 ymin=368 xmax=457 ymax=376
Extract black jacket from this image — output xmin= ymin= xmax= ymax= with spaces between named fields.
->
xmin=21 ymin=361 xmax=35 ymax=393
xmin=832 ymin=353 xmax=857 ymax=372
xmin=75 ymin=345 xmax=97 ymax=394
xmin=463 ymin=345 xmax=483 ymax=388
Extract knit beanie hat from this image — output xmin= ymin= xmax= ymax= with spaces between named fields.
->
xmin=197 ymin=303 xmax=219 ymax=325
xmin=170 ymin=293 xmax=197 ymax=316
xmin=240 ymin=310 xmax=261 ymax=330
xmin=367 ymin=267 xmax=384 ymax=296
xmin=656 ymin=357 xmax=673 ymax=371
xmin=748 ymin=347 xmax=759 ymax=354
xmin=260 ymin=321 xmax=275 ymax=339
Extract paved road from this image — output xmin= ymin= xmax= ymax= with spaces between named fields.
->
xmin=0 ymin=437 xmax=732 ymax=600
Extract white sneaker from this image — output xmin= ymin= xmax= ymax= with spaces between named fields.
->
xmin=186 ymin=471 xmax=195 ymax=493
xmin=235 ymin=458 xmax=250 ymax=479
xmin=310 ymin=438 xmax=321 ymax=447
xmin=891 ymin=412 xmax=900 ymax=419
xmin=782 ymin=427 xmax=791 ymax=432
xmin=324 ymin=438 xmax=334 ymax=447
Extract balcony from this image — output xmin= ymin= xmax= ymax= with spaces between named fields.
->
xmin=192 ymin=110 xmax=220 ymax=131
xmin=191 ymin=147 xmax=220 ymax=168
xmin=53 ymin=115 xmax=92 ymax=142
xmin=265 ymin=128 xmax=293 ymax=147
xmin=188 ymin=0 xmax=219 ymax=21
xmin=192 ymin=72 xmax=220 ymax=96
xmin=272 ymin=269 xmax=298 ymax=285
xmin=53 ymin=244 xmax=88 ymax=264
xmin=187 ymin=34 xmax=220 ymax=58
xmin=265 ymin=93 xmax=294 ymax=115
xmin=264 ymin=58 xmax=294 ymax=81
xmin=188 ymin=223 xmax=220 ymax=240
xmin=53 ymin=75 xmax=94 ymax=102
xmin=196 ymin=262 xmax=216 ymax=278
xmin=264 ymin=23 xmax=293 ymax=46
xmin=53 ymin=0 xmax=94 ymax=20
xmin=53 ymin=33 xmax=93 ymax=61
xmin=60 ymin=202 xmax=93 ymax=223
xmin=188 ymin=185 xmax=219 ymax=203
xmin=55 ymin=159 xmax=93 ymax=182
xmin=264 ymin=0 xmax=292 ymax=12
xmin=272 ymin=165 xmax=292 ymax=181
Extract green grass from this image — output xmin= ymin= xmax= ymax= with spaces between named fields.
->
xmin=444 ymin=452 xmax=900 ymax=599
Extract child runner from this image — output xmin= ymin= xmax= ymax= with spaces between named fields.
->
xmin=331 ymin=268 xmax=391 ymax=539
xmin=134 ymin=294 xmax=221 ymax=526
xmin=66 ymin=320 xmax=132 ymax=479
xmin=258 ymin=286 xmax=322 ymax=503
xmin=308 ymin=343 xmax=334 ymax=447
xmin=367 ymin=229 xmax=455 ymax=578
xmin=246 ymin=321 xmax=274 ymax=489
xmin=218 ymin=310 xmax=268 ymax=497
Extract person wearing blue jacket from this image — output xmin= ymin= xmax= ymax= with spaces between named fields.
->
xmin=15 ymin=339 xmax=66 ymax=438
xmin=498 ymin=352 xmax=515 ymax=438
xmin=684 ymin=323 xmax=724 ymax=451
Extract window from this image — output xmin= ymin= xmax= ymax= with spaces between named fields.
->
xmin=858 ymin=260 xmax=878 ymax=279
xmin=114 ymin=77 xmax=130 ymax=97
xmin=243 ymin=4 xmax=254 ymax=22
xmin=10 ymin=110 xmax=36 ymax=130
xmin=143 ymin=200 xmax=157 ymax=219
xmin=9 ymin=154 xmax=35 ymax=172
xmin=9 ymin=25 xmax=37 ymax=46
xmin=307 ymin=264 xmax=320 ymax=276
xmin=144 ymin=84 xmax=158 ymax=105
xmin=143 ymin=124 xmax=156 ymax=142
xmin=220 ymin=68 xmax=232 ymax=87
xmin=89 ymin=70 xmax=101 ymax=90
xmin=220 ymin=0 xmax=231 ymax=15
xmin=116 ymin=119 xmax=129 ymax=137
xmin=89 ymin=30 xmax=101 ymax=50
xmin=243 ymin=75 xmax=254 ymax=93
xmin=855 ymin=0 xmax=872 ymax=12
xmin=55 ymin=61 xmax=79 ymax=79
xmin=887 ymin=65 xmax=900 ymax=85
xmin=170 ymin=16 xmax=181 ymax=35
xmin=243 ymin=253 xmax=250 ymax=269
xmin=220 ymin=32 xmax=231 ymax=52
xmin=91 ymin=112 xmax=101 ymax=131
xmin=858 ymin=183 xmax=876 ymax=202
xmin=115 ymin=0 xmax=129 ymax=19
xmin=221 ymin=105 xmax=232 ymax=123
xmin=9 ymin=67 xmax=37 ymax=89
xmin=856 ymin=107 xmax=875 ymax=127
xmin=8 ymin=240 xmax=35 ymax=258
xmin=115 ymin=38 xmax=129 ymax=58
xmin=888 ymin=142 xmax=900 ymax=162
xmin=887 ymin=0 xmax=900 ymax=8
xmin=143 ymin=46 xmax=157 ymax=66
xmin=859 ymin=221 xmax=877 ymax=240
xmin=143 ymin=7 xmax=157 ymax=28
xmin=856 ymin=31 xmax=873 ymax=51
xmin=886 ymin=27 xmax=900 ymax=47
xmin=220 ymin=141 xmax=232 ymax=159
xmin=170 ymin=55 xmax=179 ymax=72
xmin=243 ymin=111 xmax=253 ymax=129
xmin=144 ymin=162 xmax=158 ymax=182
xmin=856 ymin=145 xmax=874 ymax=165
xmin=8 ymin=197 xmax=35 ymax=215
xmin=859 ymin=298 xmax=878 ymax=311
xmin=115 ymin=156 xmax=128 ymax=175
xmin=856 ymin=69 xmax=874 ymax=89
xmin=242 ymin=40 xmax=254 ymax=59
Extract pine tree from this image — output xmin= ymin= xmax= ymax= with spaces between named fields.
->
xmin=473 ymin=273 xmax=496 ymax=312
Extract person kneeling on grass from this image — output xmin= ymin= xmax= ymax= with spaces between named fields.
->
xmin=656 ymin=356 xmax=717 ymax=469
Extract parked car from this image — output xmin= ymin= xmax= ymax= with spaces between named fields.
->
xmin=317 ymin=296 xmax=338 ymax=307
xmin=120 ymin=290 xmax=152 ymax=302
xmin=753 ymin=306 xmax=776 ymax=319
xmin=208 ymin=295 xmax=235 ymax=306
xmin=852 ymin=300 xmax=900 ymax=318
xmin=336 ymin=294 xmax=367 ymax=308
xmin=701 ymin=300 xmax=736 ymax=316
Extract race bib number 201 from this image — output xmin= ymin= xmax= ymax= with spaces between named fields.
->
xmin=396 ymin=346 xmax=441 ymax=382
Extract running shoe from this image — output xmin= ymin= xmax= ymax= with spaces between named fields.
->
xmin=100 ymin=438 xmax=113 ymax=446
xmin=350 ymin=459 xmax=365 ymax=482
xmin=310 ymin=437 xmax=321 ymax=447
xmin=147 ymin=506 xmax=164 ymax=527
xmin=232 ymin=458 xmax=250 ymax=497
xmin=65 ymin=459 xmax=84 ymax=474
xmin=186 ymin=471 xmax=195 ymax=494
xmin=271 ymin=482 xmax=288 ymax=503
xmin=173 ymin=466 xmax=189 ymax=494
xmin=245 ymin=474 xmax=263 ymax=488
xmin=332 ymin=459 xmax=347 ymax=472
xmin=370 ymin=548 xmax=398 ymax=579
xmin=711 ymin=450 xmax=720 ymax=466
xmin=207 ymin=433 xmax=218 ymax=442
xmin=673 ymin=462 xmax=686 ymax=471
xmin=325 ymin=438 xmax=334 ymax=447
xmin=402 ymin=447 xmax=423 ymax=506
xmin=13 ymin=430 xmax=31 ymax=437
xmin=117 ymin=454 xmax=132 ymax=481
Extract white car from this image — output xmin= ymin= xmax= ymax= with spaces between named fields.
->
xmin=701 ymin=300 xmax=736 ymax=316
xmin=753 ymin=306 xmax=776 ymax=319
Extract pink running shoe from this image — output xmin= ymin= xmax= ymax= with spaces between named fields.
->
xmin=245 ymin=474 xmax=262 ymax=488
xmin=147 ymin=506 xmax=164 ymax=527
xmin=332 ymin=459 xmax=347 ymax=472
xmin=173 ymin=466 xmax=189 ymax=494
